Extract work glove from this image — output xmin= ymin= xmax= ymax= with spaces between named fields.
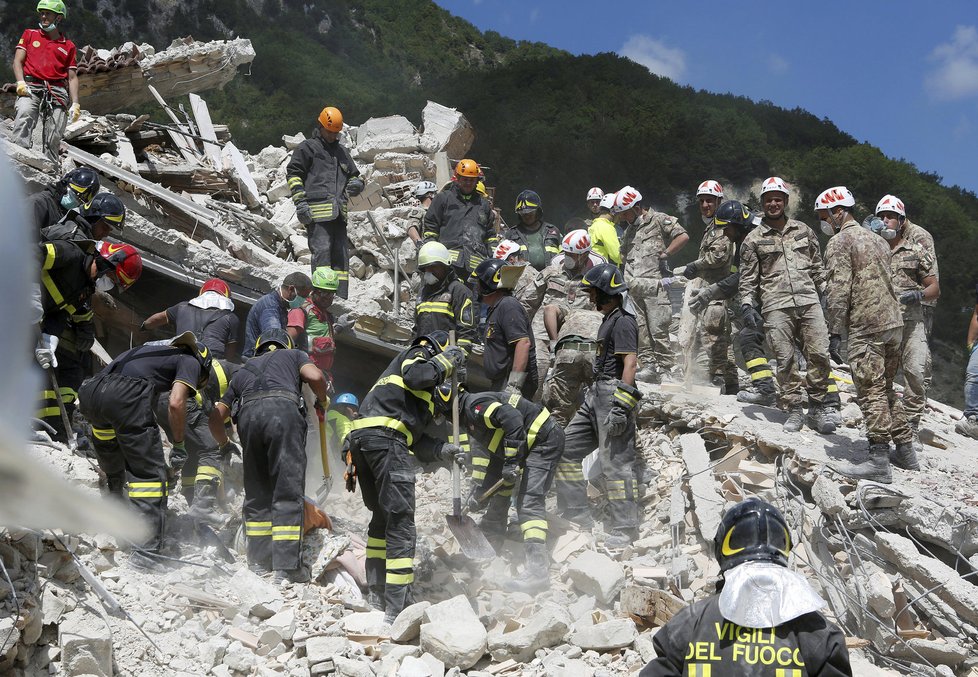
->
xmin=828 ymin=334 xmax=844 ymax=364
xmin=35 ymin=333 xmax=59 ymax=369
xmin=658 ymin=256 xmax=671 ymax=277
xmin=899 ymin=290 xmax=924 ymax=305
xmin=68 ymin=103 xmax=81 ymax=123
xmin=659 ymin=277 xmax=677 ymax=291
xmin=438 ymin=442 xmax=463 ymax=465
xmin=688 ymin=287 xmax=715 ymax=314
xmin=432 ymin=346 xmax=465 ymax=379
xmin=346 ymin=178 xmax=365 ymax=197
xmin=334 ymin=313 xmax=355 ymax=334
xmin=219 ymin=439 xmax=241 ymax=458
xmin=169 ymin=441 xmax=188 ymax=473
xmin=16 ymin=81 xmax=29 ymax=97
xmin=501 ymin=462 xmax=520 ymax=484
xmin=295 ymin=201 xmax=313 ymax=226
xmin=741 ymin=304 xmax=763 ymax=329
xmin=604 ymin=407 xmax=629 ymax=437
xmin=465 ymin=486 xmax=482 ymax=513
xmin=505 ymin=371 xmax=526 ymax=397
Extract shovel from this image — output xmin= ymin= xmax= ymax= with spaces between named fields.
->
xmin=314 ymin=403 xmax=332 ymax=506
xmin=444 ymin=331 xmax=496 ymax=560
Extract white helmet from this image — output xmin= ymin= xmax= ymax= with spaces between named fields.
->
xmin=418 ymin=241 xmax=451 ymax=267
xmin=414 ymin=180 xmax=437 ymax=199
xmin=494 ymin=239 xmax=522 ymax=261
xmin=696 ymin=180 xmax=724 ymax=199
xmin=815 ymin=186 xmax=855 ymax=211
xmin=875 ymin=194 xmax=906 ymax=218
xmin=612 ymin=186 xmax=642 ymax=214
xmin=586 ymin=187 xmax=604 ymax=201
xmin=760 ymin=176 xmax=790 ymax=196
xmin=561 ymin=229 xmax=593 ymax=254
xmin=599 ymin=192 xmax=616 ymax=211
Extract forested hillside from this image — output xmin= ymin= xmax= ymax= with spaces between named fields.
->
xmin=3 ymin=0 xmax=976 ymax=341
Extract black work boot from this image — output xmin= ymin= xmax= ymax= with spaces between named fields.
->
xmin=737 ymin=378 xmax=777 ymax=406
xmin=806 ymin=404 xmax=837 ymax=435
xmin=366 ymin=585 xmax=385 ymax=612
xmin=273 ymin=565 xmax=311 ymax=585
xmin=845 ymin=443 xmax=893 ymax=484
xmin=783 ymin=407 xmax=805 ymax=433
xmin=503 ymin=542 xmax=550 ymax=593
xmin=635 ymin=366 xmax=659 ymax=384
xmin=604 ymin=527 xmax=638 ymax=549
xmin=890 ymin=442 xmax=920 ymax=471
xmin=188 ymin=480 xmax=223 ymax=527
xmin=561 ymin=508 xmax=594 ymax=529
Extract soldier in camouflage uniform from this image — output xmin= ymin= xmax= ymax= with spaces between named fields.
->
xmin=738 ymin=177 xmax=835 ymax=434
xmin=873 ymin=196 xmax=939 ymax=434
xmin=820 ymin=186 xmax=915 ymax=483
xmin=614 ymin=186 xmax=689 ymax=383
xmin=674 ymin=180 xmax=737 ymax=392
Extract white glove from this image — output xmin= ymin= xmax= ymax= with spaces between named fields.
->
xmin=36 ymin=333 xmax=59 ymax=369
xmin=16 ymin=81 xmax=29 ymax=97
xmin=69 ymin=103 xmax=81 ymax=123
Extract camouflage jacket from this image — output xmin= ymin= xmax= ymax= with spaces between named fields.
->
xmin=689 ymin=222 xmax=734 ymax=285
xmin=519 ymin=257 xmax=600 ymax=345
xmin=621 ymin=209 xmax=687 ymax=303
xmin=902 ymin=220 xmax=938 ymax=309
xmin=889 ymin=238 xmax=937 ymax=322
xmin=739 ymin=218 xmax=826 ymax=313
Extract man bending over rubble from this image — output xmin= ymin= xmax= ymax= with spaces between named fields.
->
xmin=243 ymin=271 xmax=311 ymax=358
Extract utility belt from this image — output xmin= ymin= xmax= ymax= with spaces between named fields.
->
xmin=25 ymin=75 xmax=68 ymax=87
xmin=236 ymin=389 xmax=304 ymax=418
xmin=556 ymin=339 xmax=597 ymax=353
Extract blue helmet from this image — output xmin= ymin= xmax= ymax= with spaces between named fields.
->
xmin=335 ymin=392 xmax=359 ymax=409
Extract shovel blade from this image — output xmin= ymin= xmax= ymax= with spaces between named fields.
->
xmin=445 ymin=513 xmax=496 ymax=560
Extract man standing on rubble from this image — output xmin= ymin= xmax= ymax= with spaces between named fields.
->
xmin=820 ymin=186 xmax=915 ymax=482
xmin=640 ymin=498 xmax=852 ymax=676
xmin=673 ymin=180 xmax=737 ymax=392
xmin=286 ymin=267 xmax=355 ymax=388
xmin=583 ymin=187 xmax=604 ymax=226
xmin=413 ymin=241 xmax=477 ymax=354
xmin=886 ymin=198 xmax=939 ymax=340
xmin=405 ymin=181 xmax=438 ymax=247
xmin=346 ymin=330 xmax=465 ymax=622
xmin=616 ymin=186 xmax=689 ymax=383
xmin=243 ymin=271 xmax=312 ymax=358
xmin=11 ymin=0 xmax=81 ymax=165
xmin=141 ymin=278 xmax=239 ymax=360
xmin=209 ymin=329 xmax=330 ymax=583
xmin=503 ymin=190 xmax=561 ymax=272
xmin=28 ymin=166 xmax=99 ymax=230
xmin=287 ymin=105 xmax=363 ymax=299
xmin=422 ymin=159 xmax=498 ymax=279
xmin=556 ymin=263 xmax=642 ymax=549
xmin=738 ymin=177 xmax=835 ymax=434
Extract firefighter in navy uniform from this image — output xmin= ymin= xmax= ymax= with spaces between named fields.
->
xmin=28 ymin=165 xmax=99 ymax=231
xmin=39 ymin=192 xmax=125 ymax=243
xmin=440 ymin=384 xmax=563 ymax=592
xmin=346 ymin=330 xmax=466 ymax=623
xmin=209 ymin=330 xmax=330 ymax=583
xmin=640 ymin=498 xmax=852 ymax=676
xmin=77 ymin=332 xmax=211 ymax=563
xmin=555 ymin=263 xmax=642 ymax=549
xmin=141 ymin=277 xmax=239 ymax=360
xmin=473 ymin=257 xmax=538 ymax=398
xmin=413 ymin=241 xmax=478 ymax=354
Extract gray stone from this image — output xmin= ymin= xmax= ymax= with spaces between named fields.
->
xmin=265 ymin=607 xmax=297 ymax=642
xmin=58 ymin=609 xmax=112 ymax=677
xmin=353 ymin=115 xmax=420 ymax=161
xmin=306 ymin=635 xmax=351 ymax=663
xmin=891 ymin=638 xmax=968 ymax=666
xmin=340 ymin=610 xmax=387 ymax=635
xmin=811 ymin=474 xmax=847 ymax=517
xmin=334 ymin=655 xmax=374 ymax=677
xmin=634 ymin=631 xmax=657 ymax=663
xmin=391 ymin=601 xmax=431 ymax=643
xmin=223 ymin=640 xmax=257 ymax=672
xmin=565 ymin=551 xmax=625 ymax=605
xmin=257 ymin=145 xmax=288 ymax=170
xmin=568 ymin=619 xmax=638 ymax=651
xmin=41 ymin=584 xmax=69 ymax=624
xmin=420 ymin=101 xmax=474 ymax=159
xmin=547 ymin=658 xmax=594 ymax=677
xmin=200 ymin=636 xmax=229 ymax=667
xmin=228 ymin=568 xmax=284 ymax=619
xmin=398 ymin=655 xmax=433 ymax=677
xmin=419 ymin=595 xmax=487 ymax=670
xmin=282 ymin=133 xmax=306 ymax=150
xmin=860 ymin=562 xmax=895 ymax=619
xmin=488 ymin=604 xmax=572 ymax=662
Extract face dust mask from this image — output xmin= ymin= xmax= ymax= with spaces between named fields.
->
xmin=423 ymin=272 xmax=440 ymax=286
xmin=95 ymin=276 xmax=114 ymax=293
xmin=819 ymin=220 xmax=836 ymax=237
xmin=60 ymin=192 xmax=80 ymax=210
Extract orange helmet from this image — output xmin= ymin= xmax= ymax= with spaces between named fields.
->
xmin=200 ymin=278 xmax=230 ymax=297
xmin=455 ymin=159 xmax=480 ymax=178
xmin=98 ymin=242 xmax=142 ymax=290
xmin=318 ymin=106 xmax=344 ymax=133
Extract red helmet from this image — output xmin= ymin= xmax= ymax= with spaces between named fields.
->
xmin=99 ymin=242 xmax=142 ymax=290
xmin=200 ymin=278 xmax=230 ymax=297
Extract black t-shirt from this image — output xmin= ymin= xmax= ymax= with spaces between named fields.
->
xmin=483 ymin=295 xmax=536 ymax=381
xmin=594 ymin=307 xmax=638 ymax=379
xmin=166 ymin=301 xmax=239 ymax=359
xmin=104 ymin=345 xmax=203 ymax=395
xmin=221 ymin=349 xmax=312 ymax=407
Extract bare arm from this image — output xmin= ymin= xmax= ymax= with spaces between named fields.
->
xmin=141 ymin=310 xmax=169 ymax=330
xmin=622 ymin=353 xmax=637 ymax=387
xmin=300 ymin=362 xmax=330 ymax=404
xmin=922 ymin=275 xmax=940 ymax=302
xmin=543 ymin=305 xmax=560 ymax=342
xmin=512 ymin=338 xmax=530 ymax=374
xmin=168 ymin=382 xmax=191 ymax=443
xmin=67 ymin=69 xmax=78 ymax=106
xmin=12 ymin=50 xmax=26 ymax=81
xmin=209 ymin=403 xmax=231 ymax=446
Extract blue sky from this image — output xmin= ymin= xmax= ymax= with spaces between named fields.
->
xmin=433 ymin=1 xmax=977 ymax=194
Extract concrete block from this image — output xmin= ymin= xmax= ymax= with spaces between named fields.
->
xmin=282 ymin=133 xmax=305 ymax=150
xmin=567 ymin=618 xmax=638 ymax=652
xmin=391 ymin=600 xmax=431 ymax=643
xmin=398 ymin=655 xmax=433 ymax=677
xmin=305 ymin=636 xmax=351 ymax=664
xmin=334 ymin=655 xmax=374 ymax=677
xmin=419 ymin=595 xmax=487 ymax=670
xmin=812 ymin=474 xmax=847 ymax=517
xmin=419 ymin=652 xmax=445 ymax=677
xmin=58 ymin=609 xmax=112 ymax=677
xmin=228 ymin=568 xmax=284 ymax=619
xmin=354 ymin=115 xmax=420 ymax=161
xmin=265 ymin=607 xmax=297 ymax=642
xmin=565 ymin=550 xmax=625 ymax=605
xmin=340 ymin=610 xmax=386 ymax=635
xmin=487 ymin=603 xmax=572 ymax=662
xmin=421 ymin=101 xmax=475 ymax=159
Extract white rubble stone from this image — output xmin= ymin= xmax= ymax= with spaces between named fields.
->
xmin=223 ymin=640 xmax=257 ymax=673
xmin=861 ymin=562 xmax=896 ymax=619
xmin=419 ymin=595 xmax=487 ymax=670
xmin=257 ymin=145 xmax=288 ymax=169
xmin=548 ymin=658 xmax=594 ymax=677
xmin=488 ymin=604 xmax=572 ymax=662
xmin=420 ymin=652 xmax=445 ymax=677
xmin=353 ymin=115 xmax=420 ymax=161
xmin=266 ymin=178 xmax=291 ymax=203
xmin=568 ymin=619 xmax=638 ymax=652
xmin=347 ymin=180 xmax=387 ymax=212
xmin=58 ymin=609 xmax=113 ymax=677
xmin=566 ymin=551 xmax=625 ymax=605
xmin=398 ymin=655 xmax=433 ymax=677
xmin=341 ymin=610 xmax=387 ymax=635
xmin=421 ymin=101 xmax=475 ymax=159
xmin=334 ymin=655 xmax=374 ymax=677
xmin=265 ymin=607 xmax=297 ymax=642
xmin=305 ymin=636 xmax=351 ymax=664
xmin=201 ymin=636 xmax=229 ymax=667
xmin=282 ymin=133 xmax=306 ymax=150
xmin=812 ymin=474 xmax=847 ymax=517
xmin=634 ymin=631 xmax=658 ymax=663
xmin=391 ymin=600 xmax=431 ymax=643
xmin=349 ymin=255 xmax=368 ymax=279
xmin=228 ymin=568 xmax=284 ymax=619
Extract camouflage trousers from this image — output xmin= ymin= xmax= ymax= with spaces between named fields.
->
xmin=849 ymin=327 xmax=913 ymax=445
xmin=543 ymin=345 xmax=595 ymax=427
xmin=692 ymin=301 xmax=737 ymax=388
xmin=635 ymin=297 xmax=673 ymax=374
xmin=763 ymin=304 xmax=831 ymax=409
xmin=899 ymin=319 xmax=930 ymax=426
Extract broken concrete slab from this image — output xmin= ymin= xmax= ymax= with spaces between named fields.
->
xmin=58 ymin=609 xmax=113 ymax=677
xmin=391 ymin=600 xmax=431 ymax=643
xmin=228 ymin=568 xmax=284 ymax=619
xmin=812 ymin=473 xmax=848 ymax=518
xmin=353 ymin=115 xmax=420 ymax=162
xmin=487 ymin=603 xmax=572 ymax=662
xmin=565 ymin=550 xmax=625 ymax=605
xmin=419 ymin=595 xmax=487 ymax=670
xmin=420 ymin=101 xmax=475 ymax=160
xmin=680 ymin=432 xmax=724 ymax=539
xmin=567 ymin=618 xmax=638 ymax=651
xmin=891 ymin=638 xmax=968 ymax=667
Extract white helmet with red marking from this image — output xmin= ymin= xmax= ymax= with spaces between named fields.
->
xmin=696 ymin=180 xmax=724 ymax=199
xmin=760 ymin=176 xmax=790 ymax=196
xmin=493 ymin=239 xmax=522 ymax=261
xmin=875 ymin=194 xmax=906 ymax=218
xmin=815 ymin=186 xmax=855 ymax=211
xmin=561 ymin=229 xmax=593 ymax=254
xmin=586 ymin=187 xmax=604 ymax=201
xmin=612 ymin=185 xmax=642 ymax=214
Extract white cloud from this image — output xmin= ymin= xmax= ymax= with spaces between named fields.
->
xmin=529 ymin=7 xmax=539 ymax=23
xmin=927 ymin=25 xmax=978 ymax=100
xmin=768 ymin=54 xmax=789 ymax=75
xmin=619 ymin=34 xmax=687 ymax=81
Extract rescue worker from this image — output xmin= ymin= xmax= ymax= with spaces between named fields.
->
xmin=503 ymin=190 xmax=561 ymax=271
xmin=77 ymin=332 xmax=210 ymax=563
xmin=346 ymin=331 xmax=466 ymax=622
xmin=141 ymin=278 xmax=239 ymax=360
xmin=872 ymin=196 xmax=939 ymax=440
xmin=956 ymin=285 xmax=978 ymax=440
xmin=738 ymin=177 xmax=835 ymax=434
xmin=286 ymin=267 xmax=354 ymax=386
xmin=673 ymin=180 xmax=737 ymax=392
xmin=473 ymin=258 xmax=538 ymax=398
xmin=519 ymin=229 xmax=603 ymax=415
xmin=883 ymin=196 xmax=939 ymax=339
xmin=413 ymin=241 xmax=478 ymax=354
xmin=440 ymin=383 xmax=563 ymax=592
xmin=39 ymin=192 xmax=125 ymax=243
xmin=11 ymin=0 xmax=81 ymax=165
xmin=494 ymin=239 xmax=535 ymax=299
xmin=640 ymin=498 xmax=852 ymax=676
xmin=616 ymin=186 xmax=689 ymax=382
xmin=583 ymin=186 xmax=604 ymax=226
xmin=242 ymin=271 xmax=312 ymax=358
xmin=28 ymin=165 xmax=99 ymax=230
xmin=287 ymin=105 xmax=363 ymax=299
xmin=588 ymin=191 xmax=621 ymax=266
xmin=405 ymin=180 xmax=438 ymax=246
xmin=556 ymin=263 xmax=642 ymax=548
xmin=422 ymin=159 xmax=498 ymax=279
xmin=820 ymin=186 xmax=914 ymax=482
xmin=208 ymin=330 xmax=328 ymax=582
xmin=326 ymin=392 xmax=358 ymax=454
